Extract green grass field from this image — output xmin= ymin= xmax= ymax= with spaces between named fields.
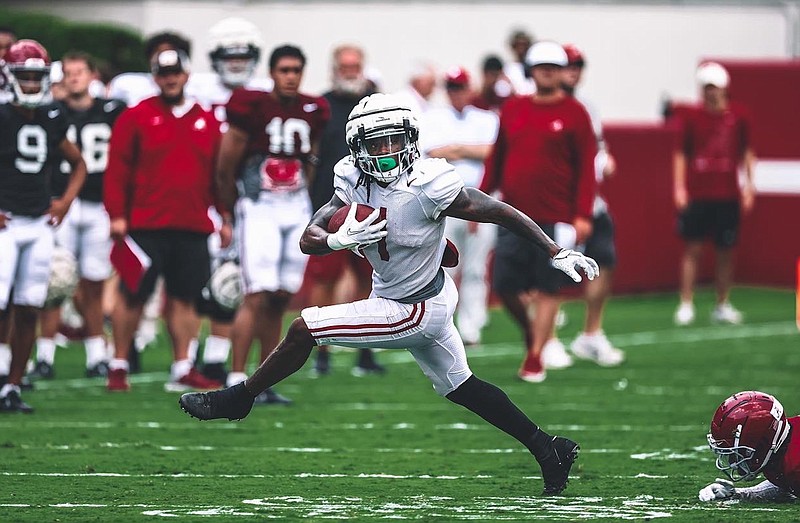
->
xmin=1 ymin=287 xmax=798 ymax=521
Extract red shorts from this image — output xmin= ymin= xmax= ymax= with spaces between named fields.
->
xmin=304 ymin=250 xmax=373 ymax=284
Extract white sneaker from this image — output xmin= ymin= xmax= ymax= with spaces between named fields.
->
xmin=571 ymin=332 xmax=625 ymax=367
xmin=711 ymin=303 xmax=743 ymax=324
xmin=674 ymin=302 xmax=695 ymax=326
xmin=542 ymin=338 xmax=573 ymax=369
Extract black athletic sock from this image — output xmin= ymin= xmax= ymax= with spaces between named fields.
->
xmin=446 ymin=375 xmax=553 ymax=460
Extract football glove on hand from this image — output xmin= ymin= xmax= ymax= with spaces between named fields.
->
xmin=698 ymin=479 xmax=736 ymax=501
xmin=551 ymin=248 xmax=600 ymax=282
xmin=327 ymin=203 xmax=387 ymax=252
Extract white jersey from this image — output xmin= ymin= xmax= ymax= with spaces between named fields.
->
xmin=333 ymin=156 xmax=464 ymax=301
xmin=106 ymin=72 xmax=158 ymax=106
xmin=420 ymin=105 xmax=499 ymax=188
xmin=186 ymin=72 xmax=272 ymax=123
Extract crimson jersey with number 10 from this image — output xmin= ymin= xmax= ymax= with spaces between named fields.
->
xmin=226 ymin=88 xmax=329 ymax=194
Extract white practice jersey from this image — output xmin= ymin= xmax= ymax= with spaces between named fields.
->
xmin=333 ymin=156 xmax=464 ymax=301
xmin=186 ymin=72 xmax=272 ymax=123
xmin=106 ymin=72 xmax=158 ymax=107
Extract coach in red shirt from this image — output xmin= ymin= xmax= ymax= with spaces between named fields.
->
xmin=672 ymin=62 xmax=755 ymax=327
xmin=103 ymin=49 xmax=228 ymax=392
xmin=482 ymin=41 xmax=597 ymax=383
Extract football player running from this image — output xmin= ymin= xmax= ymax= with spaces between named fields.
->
xmin=700 ymin=391 xmax=799 ymax=502
xmin=31 ymin=52 xmax=125 ymax=380
xmin=180 ymin=93 xmax=598 ymax=495
xmin=0 ymin=40 xmax=87 ymax=412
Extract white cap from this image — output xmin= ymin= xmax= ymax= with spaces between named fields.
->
xmin=50 ymin=61 xmax=63 ymax=83
xmin=696 ymin=62 xmax=729 ymax=88
xmin=525 ymin=41 xmax=568 ymax=67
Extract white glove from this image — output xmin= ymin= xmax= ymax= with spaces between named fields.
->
xmin=551 ymin=248 xmax=600 ymax=282
xmin=698 ymin=479 xmax=736 ymax=501
xmin=326 ymin=203 xmax=387 ymax=252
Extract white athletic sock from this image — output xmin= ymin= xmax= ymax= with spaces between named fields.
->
xmin=36 ymin=338 xmax=56 ymax=365
xmin=109 ymin=358 xmax=129 ymax=372
xmin=84 ymin=336 xmax=107 ymax=367
xmin=0 ymin=344 xmax=11 ymax=375
xmin=171 ymin=359 xmax=193 ymax=381
xmin=202 ymin=335 xmax=231 ymax=364
xmin=226 ymin=371 xmax=247 ymax=387
xmin=0 ymin=383 xmax=20 ymax=398
xmin=187 ymin=338 xmax=199 ymax=363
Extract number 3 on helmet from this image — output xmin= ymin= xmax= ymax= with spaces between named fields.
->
xmin=345 ymin=93 xmax=420 ymax=184
xmin=707 ymin=390 xmax=791 ymax=482
xmin=2 ymin=39 xmax=52 ymax=108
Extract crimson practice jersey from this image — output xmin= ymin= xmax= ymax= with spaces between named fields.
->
xmin=675 ymin=103 xmax=750 ymax=201
xmin=764 ymin=416 xmax=800 ymax=496
xmin=226 ymin=89 xmax=330 ymax=197
xmin=51 ymin=98 xmax=125 ymax=202
xmin=0 ymin=103 xmax=69 ymax=216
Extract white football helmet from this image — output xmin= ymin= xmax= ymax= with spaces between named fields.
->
xmin=209 ymin=261 xmax=243 ymax=312
xmin=45 ymin=247 xmax=78 ymax=307
xmin=207 ymin=17 xmax=263 ymax=87
xmin=346 ymin=93 xmax=419 ymax=183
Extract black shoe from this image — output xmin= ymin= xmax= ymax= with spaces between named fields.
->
xmin=29 ymin=361 xmax=55 ymax=380
xmin=86 ymin=361 xmax=110 ymax=378
xmin=540 ymin=436 xmax=580 ymax=496
xmin=351 ymin=351 xmax=386 ymax=376
xmin=127 ymin=341 xmax=141 ymax=374
xmin=312 ymin=350 xmax=330 ymax=377
xmin=0 ymin=390 xmax=34 ymax=413
xmin=179 ymin=382 xmax=254 ymax=421
xmin=254 ymin=387 xmax=292 ymax=405
xmin=201 ymin=362 xmax=228 ymax=384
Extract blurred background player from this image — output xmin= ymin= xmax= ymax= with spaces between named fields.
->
xmin=672 ymin=62 xmax=756 ymax=326
xmin=504 ymin=28 xmax=535 ymax=96
xmin=217 ymin=45 xmax=329 ymax=403
xmin=559 ymin=44 xmax=624 ymax=367
xmin=700 ymin=391 xmax=798 ymax=502
xmin=421 ymin=66 xmax=499 ymax=345
xmin=306 ymin=44 xmax=384 ymax=376
xmin=471 ymin=55 xmax=512 ymax=114
xmin=30 ymin=52 xmax=125 ymax=380
xmin=104 ymin=49 xmax=226 ymax=392
xmin=393 ymin=62 xmax=437 ymax=118
xmin=0 ymin=40 xmax=87 ymax=412
xmin=481 ymin=41 xmax=597 ymax=383
xmin=188 ymin=17 xmax=271 ymax=384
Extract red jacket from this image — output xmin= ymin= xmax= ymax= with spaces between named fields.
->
xmin=104 ymin=96 xmax=221 ymax=234
xmin=481 ymin=94 xmax=597 ymax=223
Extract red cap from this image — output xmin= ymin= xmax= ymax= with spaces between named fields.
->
xmin=563 ymin=44 xmax=585 ymax=67
xmin=444 ymin=66 xmax=470 ymax=86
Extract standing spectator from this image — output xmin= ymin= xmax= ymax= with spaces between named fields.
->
xmin=482 ymin=41 xmax=598 ymax=383
xmin=306 ymin=44 xmax=384 ymax=376
xmin=217 ymin=45 xmax=329 ymax=403
xmin=187 ymin=17 xmax=271 ymax=384
xmin=471 ymin=55 xmax=512 ymax=114
xmin=672 ymin=62 xmax=755 ymax=326
xmin=559 ymin=44 xmax=624 ymax=367
xmin=421 ymin=66 xmax=499 ymax=345
xmin=0 ymin=26 xmax=18 ymax=104
xmin=504 ymin=29 xmax=535 ymax=96
xmin=394 ymin=62 xmax=437 ymax=117
xmin=103 ymin=49 xmax=226 ymax=392
xmin=180 ymin=93 xmax=599 ymax=498
xmin=31 ymin=52 xmax=125 ymax=380
xmin=0 ymin=40 xmax=87 ymax=412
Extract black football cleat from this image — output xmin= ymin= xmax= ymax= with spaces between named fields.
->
xmin=0 ymin=390 xmax=34 ymax=414
xmin=86 ymin=361 xmax=110 ymax=378
xmin=179 ymin=382 xmax=254 ymax=421
xmin=254 ymin=387 xmax=292 ymax=405
xmin=29 ymin=361 xmax=55 ymax=380
xmin=351 ymin=349 xmax=386 ymax=377
xmin=540 ymin=436 xmax=580 ymax=496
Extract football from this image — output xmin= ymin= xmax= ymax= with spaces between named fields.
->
xmin=328 ymin=203 xmax=378 ymax=233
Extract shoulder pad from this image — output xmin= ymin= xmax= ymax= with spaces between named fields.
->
xmin=333 ymin=156 xmax=360 ymax=180
xmin=408 ymin=158 xmax=456 ymax=186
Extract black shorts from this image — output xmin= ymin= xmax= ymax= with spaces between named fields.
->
xmin=492 ymin=224 xmax=575 ymax=295
xmin=583 ymin=211 xmax=616 ymax=268
xmin=678 ymin=200 xmax=740 ymax=248
xmin=121 ymin=230 xmax=211 ymax=304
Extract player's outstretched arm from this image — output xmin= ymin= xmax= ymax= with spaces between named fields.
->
xmin=699 ymin=478 xmax=796 ymax=503
xmin=442 ymin=188 xmax=599 ymax=282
